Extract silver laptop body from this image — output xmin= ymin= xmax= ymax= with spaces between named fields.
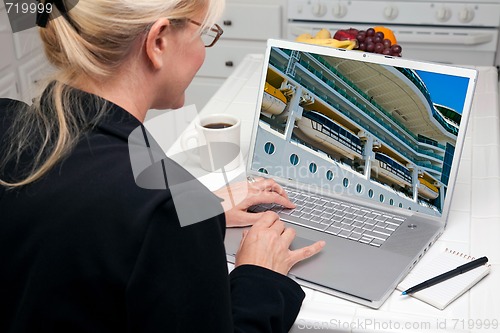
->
xmin=224 ymin=39 xmax=477 ymax=309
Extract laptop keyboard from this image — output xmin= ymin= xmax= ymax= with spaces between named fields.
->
xmin=250 ymin=185 xmax=406 ymax=247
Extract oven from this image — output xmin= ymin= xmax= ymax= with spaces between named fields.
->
xmin=287 ymin=0 xmax=500 ymax=66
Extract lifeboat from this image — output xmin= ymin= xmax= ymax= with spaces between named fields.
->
xmin=418 ymin=176 xmax=439 ymax=200
xmin=372 ymin=152 xmax=412 ymax=188
xmin=261 ymin=82 xmax=287 ymax=115
xmin=296 ymin=110 xmax=363 ymax=160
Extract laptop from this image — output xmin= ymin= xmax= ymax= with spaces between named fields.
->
xmin=224 ymin=39 xmax=478 ymax=309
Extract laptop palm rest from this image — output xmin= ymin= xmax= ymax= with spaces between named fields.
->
xmin=225 ymin=225 xmax=410 ymax=303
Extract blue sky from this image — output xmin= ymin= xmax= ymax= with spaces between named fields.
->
xmin=415 ymin=70 xmax=470 ymax=114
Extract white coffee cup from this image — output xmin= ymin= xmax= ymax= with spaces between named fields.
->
xmin=181 ymin=114 xmax=241 ymax=172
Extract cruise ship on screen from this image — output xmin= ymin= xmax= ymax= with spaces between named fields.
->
xmin=253 ymin=47 xmax=462 ymax=216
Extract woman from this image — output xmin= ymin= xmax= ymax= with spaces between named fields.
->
xmin=0 ymin=0 xmax=324 ymax=332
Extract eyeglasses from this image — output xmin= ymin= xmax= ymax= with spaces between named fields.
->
xmin=187 ymin=19 xmax=224 ymax=48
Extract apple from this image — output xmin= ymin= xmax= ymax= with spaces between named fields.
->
xmin=333 ymin=28 xmax=358 ymax=41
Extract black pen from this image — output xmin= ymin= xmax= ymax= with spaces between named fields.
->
xmin=402 ymin=256 xmax=488 ymax=295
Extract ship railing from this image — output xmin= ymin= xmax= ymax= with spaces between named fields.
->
xmin=304 ymin=55 xmax=446 ymax=155
xmin=375 ymin=153 xmax=413 ymax=184
xmin=415 ymin=160 xmax=443 ymax=173
xmin=306 ymin=112 xmax=363 ymax=155
xmin=395 ymin=68 xmax=458 ymax=136
xmin=293 ymin=56 xmax=445 ymax=162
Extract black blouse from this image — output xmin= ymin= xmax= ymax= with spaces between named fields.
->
xmin=0 ymin=91 xmax=305 ymax=333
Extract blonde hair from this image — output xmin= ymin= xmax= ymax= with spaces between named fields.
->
xmin=0 ymin=0 xmax=225 ymax=188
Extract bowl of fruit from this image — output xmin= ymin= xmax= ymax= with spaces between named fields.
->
xmin=296 ymin=26 xmax=403 ymax=57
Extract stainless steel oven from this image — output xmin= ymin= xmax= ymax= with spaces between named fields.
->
xmin=287 ymin=0 xmax=500 ymax=66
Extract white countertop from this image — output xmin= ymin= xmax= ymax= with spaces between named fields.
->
xmin=148 ymin=54 xmax=500 ymax=332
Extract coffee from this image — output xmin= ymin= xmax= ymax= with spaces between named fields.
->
xmin=182 ymin=113 xmax=241 ymax=172
xmin=203 ymin=122 xmax=233 ymax=129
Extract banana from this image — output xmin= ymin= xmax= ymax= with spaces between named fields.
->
xmin=295 ymin=28 xmax=358 ymax=50
xmin=295 ymin=36 xmax=357 ymax=50
xmin=344 ymin=40 xmax=357 ymax=50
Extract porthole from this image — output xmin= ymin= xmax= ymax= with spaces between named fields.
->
xmin=309 ymin=162 xmax=318 ymax=174
xmin=399 ymin=203 xmax=403 ymax=208
xmin=356 ymin=184 xmax=363 ymax=194
xmin=379 ymin=194 xmax=385 ymax=202
xmin=264 ymin=142 xmax=275 ymax=155
xmin=326 ymin=170 xmax=334 ymax=181
xmin=368 ymin=189 xmax=374 ymax=198
xmin=258 ymin=168 xmax=269 ymax=174
xmin=290 ymin=154 xmax=299 ymax=166
xmin=343 ymin=178 xmax=349 ymax=188
xmin=390 ymin=199 xmax=394 ymax=206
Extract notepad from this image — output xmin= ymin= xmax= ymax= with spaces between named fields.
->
xmin=397 ymin=248 xmax=491 ymax=310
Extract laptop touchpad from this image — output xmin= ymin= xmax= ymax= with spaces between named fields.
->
xmin=290 ymin=236 xmax=316 ymax=251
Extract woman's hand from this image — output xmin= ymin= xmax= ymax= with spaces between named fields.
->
xmin=235 ymin=211 xmax=325 ymax=275
xmin=214 ymin=177 xmax=296 ymax=227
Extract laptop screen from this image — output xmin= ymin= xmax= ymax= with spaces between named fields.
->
xmin=249 ymin=40 xmax=477 ymax=219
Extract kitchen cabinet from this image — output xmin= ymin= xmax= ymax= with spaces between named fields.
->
xmin=1 ymin=1 xmax=286 ymax=112
xmin=0 ymin=4 xmax=53 ymax=103
xmin=185 ymin=0 xmax=285 ymax=111
xmin=0 ymin=4 xmax=19 ymax=101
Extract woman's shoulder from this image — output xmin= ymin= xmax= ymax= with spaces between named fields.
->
xmin=0 ymin=98 xmax=26 ymax=108
xmin=0 ymin=98 xmax=27 ymax=124
xmin=0 ymin=98 xmax=27 ymax=160
xmin=64 ymin=129 xmax=220 ymax=212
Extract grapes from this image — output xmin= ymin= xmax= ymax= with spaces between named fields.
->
xmin=357 ymin=32 xmax=366 ymax=43
xmin=374 ymin=43 xmax=384 ymax=53
xmin=390 ymin=44 xmax=402 ymax=55
xmin=353 ymin=27 xmax=402 ymax=57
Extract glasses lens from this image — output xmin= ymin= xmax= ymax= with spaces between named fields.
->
xmin=200 ymin=33 xmax=215 ymax=47
xmin=201 ymin=26 xmax=218 ymax=47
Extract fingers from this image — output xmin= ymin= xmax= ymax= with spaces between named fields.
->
xmin=251 ymin=178 xmax=289 ymax=199
xmin=263 ymin=191 xmax=296 ymax=208
xmin=238 ymin=229 xmax=249 ymax=251
xmin=227 ymin=210 xmax=265 ymax=227
xmin=227 ymin=208 xmax=291 ymax=229
xmin=289 ymin=240 xmax=326 ymax=266
xmin=251 ymin=211 xmax=286 ymax=235
xmin=251 ymin=213 xmax=324 ymax=262
xmin=280 ymin=228 xmax=325 ymax=266
xmin=247 ymin=178 xmax=296 ymax=208
xmin=268 ymin=218 xmax=286 ymax=235
xmin=235 ymin=212 xmax=325 ymax=275
xmin=280 ymin=227 xmax=296 ymax=246
xmin=253 ymin=211 xmax=281 ymax=229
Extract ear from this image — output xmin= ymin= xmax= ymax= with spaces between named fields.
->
xmin=145 ymin=18 xmax=171 ymax=70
